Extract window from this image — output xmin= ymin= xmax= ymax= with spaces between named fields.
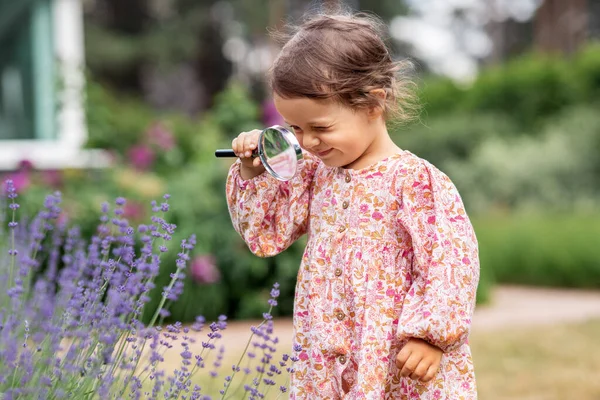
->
xmin=0 ymin=0 xmax=108 ymax=170
xmin=0 ymin=0 xmax=55 ymax=140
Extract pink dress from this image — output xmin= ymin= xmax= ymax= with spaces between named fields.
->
xmin=226 ymin=150 xmax=480 ymax=399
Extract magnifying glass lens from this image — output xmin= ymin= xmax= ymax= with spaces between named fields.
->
xmin=259 ymin=126 xmax=303 ymax=181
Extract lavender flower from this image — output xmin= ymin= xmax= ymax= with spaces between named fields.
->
xmin=0 ymin=180 xmax=289 ymax=399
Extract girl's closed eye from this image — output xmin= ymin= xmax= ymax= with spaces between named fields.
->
xmin=289 ymin=125 xmax=302 ymax=134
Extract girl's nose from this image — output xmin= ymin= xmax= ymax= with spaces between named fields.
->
xmin=302 ymin=132 xmax=320 ymax=148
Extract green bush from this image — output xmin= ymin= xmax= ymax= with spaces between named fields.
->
xmin=570 ymin=42 xmax=600 ymax=103
xmin=85 ymin=77 xmax=153 ymax=153
xmin=464 ymin=53 xmax=577 ymax=129
xmin=85 ymin=77 xmax=204 ymax=174
xmin=443 ymin=104 xmax=600 ymax=214
xmin=392 ymin=111 xmax=520 ymax=168
xmin=210 ymin=82 xmax=261 ymax=137
xmin=474 ymin=214 xmax=600 ymax=288
xmin=418 ymin=41 xmax=600 ymax=130
xmin=418 ymin=76 xmax=469 ymax=117
xmin=475 ymin=249 xmax=494 ymax=305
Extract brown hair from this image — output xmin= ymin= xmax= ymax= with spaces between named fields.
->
xmin=268 ymin=12 xmax=420 ymax=124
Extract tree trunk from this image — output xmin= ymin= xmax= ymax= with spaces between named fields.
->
xmin=534 ymin=0 xmax=588 ymax=54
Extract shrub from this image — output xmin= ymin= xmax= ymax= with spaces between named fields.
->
xmin=443 ymin=104 xmax=600 ymax=214
xmin=0 ymin=179 xmax=295 ymax=399
xmin=392 ymin=111 xmax=520 ymax=169
xmin=474 ymin=213 xmax=600 ymax=289
xmin=418 ymin=41 xmax=600 ymax=130
xmin=570 ymin=42 xmax=600 ymax=103
xmin=417 ymin=76 xmax=468 ymax=118
xmin=464 ymin=53 xmax=577 ymax=129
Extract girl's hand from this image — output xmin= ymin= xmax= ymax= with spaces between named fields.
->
xmin=232 ymin=130 xmax=265 ymax=180
xmin=396 ymin=338 xmax=443 ymax=382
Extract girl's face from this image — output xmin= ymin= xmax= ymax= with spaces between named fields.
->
xmin=273 ymin=94 xmax=389 ymax=169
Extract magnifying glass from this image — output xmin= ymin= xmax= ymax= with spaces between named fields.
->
xmin=215 ymin=126 xmax=303 ymax=181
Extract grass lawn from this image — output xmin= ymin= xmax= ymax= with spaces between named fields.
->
xmin=471 ymin=319 xmax=600 ymax=400
xmin=143 ymin=319 xmax=600 ymax=399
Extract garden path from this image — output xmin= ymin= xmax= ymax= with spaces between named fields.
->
xmin=211 ymin=286 xmax=600 ymax=353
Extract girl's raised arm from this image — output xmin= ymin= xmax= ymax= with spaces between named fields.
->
xmin=226 ymin=151 xmax=319 ymax=257
xmin=396 ymin=159 xmax=480 ymax=353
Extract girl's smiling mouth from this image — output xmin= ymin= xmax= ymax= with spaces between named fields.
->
xmin=316 ymin=149 xmax=333 ymax=157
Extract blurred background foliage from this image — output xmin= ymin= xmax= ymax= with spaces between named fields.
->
xmin=3 ymin=0 xmax=600 ymax=322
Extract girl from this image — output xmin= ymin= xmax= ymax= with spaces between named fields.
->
xmin=226 ymin=12 xmax=480 ymax=400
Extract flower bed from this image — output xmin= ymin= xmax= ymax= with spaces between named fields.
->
xmin=0 ymin=179 xmax=295 ymax=399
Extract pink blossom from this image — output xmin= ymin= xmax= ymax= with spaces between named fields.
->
xmin=123 ymin=201 xmax=145 ymax=221
xmin=128 ymin=145 xmax=155 ymax=171
xmin=59 ymin=210 xmax=69 ymax=222
xmin=18 ymin=159 xmax=34 ymax=171
xmin=262 ymin=100 xmax=284 ymax=127
xmin=5 ymin=171 xmax=30 ymax=193
xmin=146 ymin=122 xmax=175 ymax=151
xmin=41 ymin=170 xmax=63 ymax=188
xmin=3 ymin=159 xmax=34 ymax=193
xmin=189 ymin=254 xmax=221 ymax=284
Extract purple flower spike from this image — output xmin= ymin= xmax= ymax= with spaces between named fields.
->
xmin=4 ymin=179 xmax=18 ymax=199
xmin=0 ymin=191 xmax=286 ymax=399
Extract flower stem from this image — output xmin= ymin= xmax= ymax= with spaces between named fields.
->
xmin=221 ymin=305 xmax=272 ymax=399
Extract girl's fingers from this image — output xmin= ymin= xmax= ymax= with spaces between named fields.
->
xmin=421 ymin=363 xmax=439 ymax=382
xmin=400 ymin=352 xmax=422 ymax=378
xmin=231 ymin=137 xmax=239 ymax=155
xmin=236 ymin=132 xmax=250 ymax=158
xmin=233 ymin=130 xmax=262 ymax=158
xmin=245 ymin=130 xmax=260 ymax=157
xmin=410 ymin=359 xmax=430 ymax=381
xmin=395 ymin=348 xmax=409 ymax=370
xmin=234 ymin=133 xmax=248 ymax=157
xmin=243 ymin=133 xmax=254 ymax=157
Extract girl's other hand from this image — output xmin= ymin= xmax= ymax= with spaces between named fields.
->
xmin=232 ymin=130 xmax=265 ymax=179
xmin=396 ymin=338 xmax=443 ymax=382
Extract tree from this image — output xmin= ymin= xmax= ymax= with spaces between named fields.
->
xmin=84 ymin=0 xmax=232 ymax=114
xmin=534 ymin=0 xmax=589 ymax=54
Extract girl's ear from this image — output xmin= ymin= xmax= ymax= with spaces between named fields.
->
xmin=368 ymin=89 xmax=387 ymax=119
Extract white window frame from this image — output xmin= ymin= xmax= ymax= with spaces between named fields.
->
xmin=0 ymin=0 xmax=110 ymax=170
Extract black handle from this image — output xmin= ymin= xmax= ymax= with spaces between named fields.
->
xmin=215 ymin=149 xmax=260 ymax=158
xmin=215 ymin=149 xmax=236 ymax=157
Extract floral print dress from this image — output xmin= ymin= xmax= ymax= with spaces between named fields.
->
xmin=226 ymin=150 xmax=480 ymax=399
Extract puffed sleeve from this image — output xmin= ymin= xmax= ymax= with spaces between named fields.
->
xmin=226 ymin=152 xmax=320 ymax=257
xmin=396 ymin=158 xmax=480 ymax=353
